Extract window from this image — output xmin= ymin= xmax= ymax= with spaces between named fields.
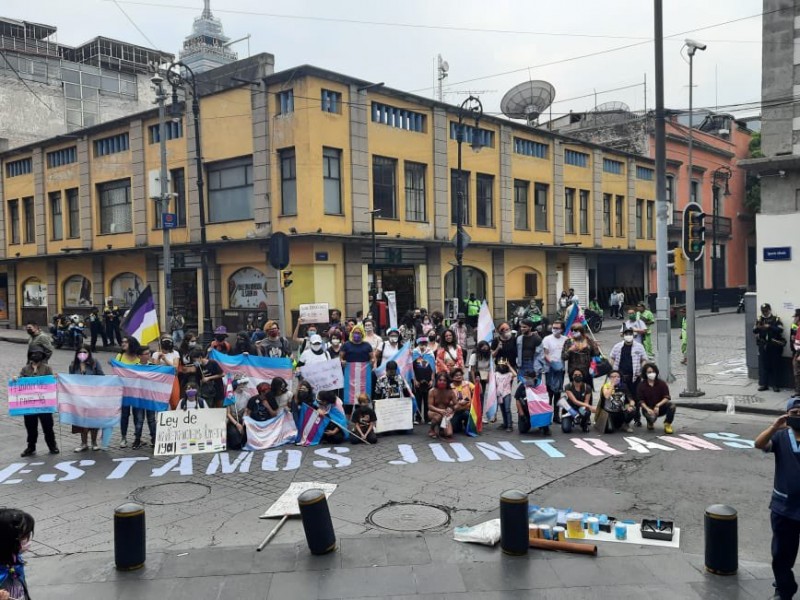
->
xmin=636 ymin=198 xmax=644 ymax=239
xmin=8 ymin=200 xmax=19 ymax=244
xmin=514 ymin=138 xmax=548 ymax=159
xmin=94 ymin=133 xmax=129 ymax=157
xmin=713 ymin=243 xmax=726 ymax=288
xmin=646 ymin=200 xmax=654 ymax=239
xmin=67 ymin=188 xmax=80 ymax=238
xmin=565 ymin=188 xmax=576 ymax=234
xmin=277 ymin=149 xmax=297 ymax=216
xmin=665 ymin=174 xmax=675 ymax=202
xmin=603 ymin=193 xmax=612 ymax=236
xmin=278 ymin=90 xmax=294 ymax=114
xmin=476 ymin=174 xmax=494 ymax=227
xmin=372 ymin=102 xmax=425 ymax=132
xmin=690 ymin=180 xmax=700 ymax=203
xmin=155 ymin=169 xmax=187 ymax=228
xmin=47 ymin=147 xmax=77 ymax=168
xmin=636 ymin=166 xmax=654 ymax=180
xmin=323 ymin=147 xmax=342 ymax=215
xmin=534 ymin=183 xmax=549 ymax=232
xmin=450 ymin=169 xmax=470 ymax=225
xmin=565 ymin=150 xmax=589 ymax=167
xmin=321 ymin=89 xmax=341 ymax=114
xmin=98 ymin=180 xmax=132 ymax=234
xmin=615 ymin=195 xmax=624 ymax=237
xmin=404 ymin=161 xmax=426 ymax=222
xmin=6 ymin=158 xmax=32 ymax=178
xmin=208 ymin=157 xmax=254 ymax=223
xmin=449 ymin=122 xmax=494 ymax=148
xmin=23 ymin=197 xmax=34 ymax=243
xmin=373 ymin=156 xmax=397 ymax=219
xmin=444 ymin=266 xmax=486 ymax=299
xmin=513 ymin=179 xmax=529 ymax=230
xmin=63 ymin=275 xmax=91 ymax=308
xmin=50 ymin=191 xmax=63 ymax=241
xmin=110 ymin=272 xmax=144 ymax=308
xmin=524 ymin=273 xmax=539 ymax=297
xmin=148 ymin=120 xmax=183 ymax=144
xmin=579 ymin=190 xmax=589 ymax=234
xmin=603 ymin=158 xmax=624 ymax=174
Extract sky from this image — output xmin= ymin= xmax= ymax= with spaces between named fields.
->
xmin=4 ymin=0 xmax=764 ymax=121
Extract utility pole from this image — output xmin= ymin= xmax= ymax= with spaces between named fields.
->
xmin=153 ymin=73 xmax=172 ymax=330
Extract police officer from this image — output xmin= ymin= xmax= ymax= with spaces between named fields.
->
xmin=88 ymin=306 xmax=107 ymax=352
xmin=103 ymin=296 xmax=123 ymax=346
xmin=754 ymin=302 xmax=785 ymax=392
xmin=464 ymin=292 xmax=481 ymax=329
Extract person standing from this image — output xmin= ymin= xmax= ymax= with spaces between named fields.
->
xmin=792 ymin=309 xmax=800 ymax=397
xmin=609 ymin=329 xmax=648 ymax=401
xmin=617 ymin=289 xmax=626 ymax=319
xmin=542 ymin=320 xmax=567 ymax=407
xmin=17 ymin=345 xmax=59 ymax=457
xmin=464 ymin=293 xmax=481 ymax=329
xmin=754 ymin=303 xmax=786 ymax=392
xmin=620 ymin=309 xmax=647 ymax=345
xmin=116 ymin=336 xmax=141 ymax=448
xmin=450 ymin=313 xmax=470 ymax=358
xmin=516 ymin=319 xmax=544 ymax=379
xmin=87 ymin=307 xmax=107 ymax=352
xmin=69 ymin=345 xmax=105 ymax=451
xmin=298 ymin=334 xmax=333 ymax=366
xmin=24 ymin=321 xmax=54 ymax=362
xmin=636 ymin=301 xmax=655 ymax=358
xmin=257 ymin=321 xmax=292 ymax=358
xmin=170 ymin=311 xmax=185 ymax=345
xmin=103 ymin=297 xmax=123 ymax=346
xmin=436 ymin=330 xmax=463 ymax=375
xmin=609 ymin=289 xmax=620 ymax=320
xmin=491 ymin=322 xmax=518 ymax=372
xmin=755 ymin=398 xmax=800 ymax=600
xmin=561 ymin=323 xmax=599 ymax=388
xmin=412 ymin=341 xmax=434 ymax=424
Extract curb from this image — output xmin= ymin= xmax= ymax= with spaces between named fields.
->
xmin=696 ymin=310 xmax=739 ymax=319
xmin=0 ymin=336 xmax=27 ymax=345
xmin=674 ymin=401 xmax=782 ymax=416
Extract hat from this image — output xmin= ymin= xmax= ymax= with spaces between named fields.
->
xmin=761 ymin=303 xmax=771 ymax=311
xmin=416 ymin=336 xmax=428 ymax=344
xmin=309 ymin=334 xmax=322 ymax=345
xmin=214 ymin=325 xmax=227 ymax=335
xmin=787 ymin=397 xmax=800 ymax=411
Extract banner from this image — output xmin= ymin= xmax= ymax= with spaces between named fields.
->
xmin=243 ymin=412 xmax=298 ymax=451
xmin=154 ymin=408 xmax=227 ymax=456
xmin=299 ymin=303 xmax=330 ymax=323
xmin=8 ymin=376 xmax=58 ymax=416
xmin=343 ymin=361 xmax=371 ymax=405
xmin=299 ymin=358 xmax=344 ymax=392
xmin=209 ymin=350 xmax=293 ymax=399
xmin=374 ymin=398 xmax=413 ymax=433
xmin=111 ymin=361 xmax=176 ymax=412
xmin=57 ymin=374 xmax=123 ymax=429
xmin=385 ymin=291 xmax=397 ymax=330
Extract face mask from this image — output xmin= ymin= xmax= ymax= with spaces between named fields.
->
xmin=623 ymin=335 xmax=634 ymax=343
xmin=352 ymin=334 xmax=363 ymax=342
xmin=26 ymin=328 xmax=35 ymax=336
xmin=573 ymin=375 xmax=584 ymax=383
xmin=498 ymin=366 xmax=509 ymax=373
xmin=389 ymin=336 xmax=399 ymax=344
xmin=502 ymin=331 xmax=512 ymax=340
xmin=628 ymin=315 xmax=636 ymax=321
xmin=330 ymin=339 xmax=341 ymax=347
xmin=552 ymin=329 xmax=562 ymax=336
xmin=787 ymin=416 xmax=800 ymax=431
xmin=428 ymin=337 xmax=436 ymax=344
xmin=20 ymin=537 xmax=31 ymax=553
xmin=188 ymin=341 xmax=197 ymax=348
xmin=572 ymin=331 xmax=582 ymax=339
xmin=311 ymin=343 xmax=322 ymax=351
xmin=364 ymin=325 xmax=373 ymax=333
xmin=418 ymin=345 xmax=427 ymax=352
xmin=298 ymin=391 xmax=312 ymax=401
xmin=215 ymin=335 xmax=226 ymax=342
xmin=77 ymin=352 xmax=89 ymax=362
xmin=436 ymin=381 xmax=448 ymax=389
xmin=162 ymin=342 xmax=173 ymax=350
xmin=187 ymin=389 xmax=198 ymax=398
xmin=647 ymin=372 xmax=657 ymax=381
xmin=269 ymin=330 xmax=279 ymax=338
xmin=30 ymin=354 xmax=44 ymax=363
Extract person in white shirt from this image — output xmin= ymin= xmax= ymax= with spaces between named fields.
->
xmin=381 ymin=328 xmax=403 ymax=366
xmin=299 ymin=334 xmax=333 ymax=366
xmin=542 ymin=320 xmax=568 ymax=407
xmin=617 ymin=290 xmax=626 ymax=319
xmin=180 ymin=382 xmax=207 ymax=410
xmin=619 ymin=309 xmax=647 ymax=344
xmin=363 ymin=318 xmax=384 ymax=357
xmin=609 ymin=290 xmax=620 ymax=319
xmin=152 ymin=336 xmax=181 ymax=368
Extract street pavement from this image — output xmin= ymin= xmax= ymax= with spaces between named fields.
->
xmin=0 ymin=313 xmax=791 ymax=598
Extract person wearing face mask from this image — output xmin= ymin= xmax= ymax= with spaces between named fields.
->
xmin=561 ymin=323 xmax=599 ymax=388
xmin=257 ymin=321 xmax=292 ymax=358
xmin=426 ymin=332 xmax=439 ymax=356
xmin=292 ymin=380 xmax=316 ymax=423
xmin=246 ymin=382 xmax=279 ymax=422
xmin=230 ymin=331 xmax=257 ymax=356
xmin=0 ymin=508 xmax=35 ymax=600
xmin=515 ymin=370 xmax=552 ymax=435
xmin=516 ymin=319 xmax=545 ymax=380
xmin=609 ymin=328 xmax=648 ymax=413
xmin=421 ymin=314 xmax=434 ymax=336
xmin=620 ymin=310 xmax=647 ymax=346
xmin=293 ymin=318 xmax=321 ymax=356
xmin=635 ymin=362 xmax=675 ymax=434
xmin=180 ymin=382 xmax=207 ymax=410
xmin=755 ymin=397 xmax=800 ymax=600
xmin=25 ymin=321 xmax=54 ymax=363
xmin=69 ymin=345 xmax=105 ymax=452
xmin=340 ymin=325 xmax=375 ymax=406
xmin=153 ymin=336 xmax=182 ymax=409
xmin=299 ymin=334 xmax=332 ymax=367
xmin=226 ymin=375 xmax=250 ymax=449
xmin=362 ymin=318 xmax=384 ymax=358
xmin=560 ymin=368 xmax=595 ymax=433
xmin=382 ymin=328 xmax=403 ymax=366
xmin=754 ymin=303 xmax=786 ymax=392
xmin=413 ymin=339 xmax=435 ymax=424
xmin=491 ymin=322 xmax=517 ymax=371
xmin=541 ymin=320 xmax=567 ymax=408
xmin=494 ymin=358 xmax=517 ymax=431
xmin=450 ymin=313 xmax=470 ymax=357
xmin=16 ymin=345 xmax=58 ymax=457
xmin=209 ymin=325 xmax=231 ymax=355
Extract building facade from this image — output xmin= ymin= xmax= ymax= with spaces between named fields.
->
xmin=0 ymin=58 xmax=656 ymax=332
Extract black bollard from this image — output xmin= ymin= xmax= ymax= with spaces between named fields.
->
xmin=114 ymin=502 xmax=146 ymax=571
xmin=704 ymin=504 xmax=737 ymax=575
xmin=298 ymin=489 xmax=336 ymax=555
xmin=500 ymin=489 xmax=529 ymax=556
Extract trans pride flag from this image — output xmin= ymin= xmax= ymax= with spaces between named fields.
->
xmin=564 ymin=301 xmax=587 ymax=335
xmin=57 ymin=374 xmax=123 ymax=429
xmin=477 ymin=300 xmax=495 ymax=343
xmin=465 ymin=379 xmax=483 ymax=437
xmin=483 ymin=360 xmax=497 ymax=422
xmin=343 ymin=361 xmax=371 ymax=405
xmin=243 ymin=411 xmax=298 ymax=451
xmin=111 ymin=361 xmax=175 ymax=412
xmin=209 ymin=350 xmax=294 ymax=398
xmin=525 ymin=380 xmax=553 ymax=429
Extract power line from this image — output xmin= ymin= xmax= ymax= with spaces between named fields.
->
xmin=0 ymin=50 xmax=55 ymax=112
xmin=111 ymin=0 xmax=160 ymax=49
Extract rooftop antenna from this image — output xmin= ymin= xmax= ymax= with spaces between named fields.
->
xmin=437 ymin=54 xmax=449 ymax=102
xmin=500 ymin=80 xmax=556 ymax=127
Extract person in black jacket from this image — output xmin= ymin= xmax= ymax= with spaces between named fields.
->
xmin=754 ymin=303 xmax=786 ymax=392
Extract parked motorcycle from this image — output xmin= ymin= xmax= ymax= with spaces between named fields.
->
xmin=51 ymin=314 xmax=87 ymax=349
xmin=737 ymin=293 xmax=745 ymax=314
xmin=585 ymin=308 xmax=604 ymax=333
xmin=66 ymin=315 xmax=86 ymax=349
xmin=49 ymin=314 xmax=69 ymax=349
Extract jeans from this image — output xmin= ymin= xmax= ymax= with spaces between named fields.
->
xmin=771 ymin=511 xmax=800 ymax=599
xmin=120 ymin=405 xmax=132 ymax=439
xmin=133 ymin=409 xmax=156 ymax=442
xmin=643 ymin=402 xmax=675 ymax=424
xmin=500 ymin=394 xmax=512 ymax=429
xmin=452 ymin=410 xmax=469 ymax=433
xmin=24 ymin=414 xmax=57 ymax=451
xmin=172 ymin=329 xmax=185 ymax=344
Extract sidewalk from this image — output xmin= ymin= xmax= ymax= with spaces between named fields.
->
xmin=26 ymin=532 xmax=775 ymax=599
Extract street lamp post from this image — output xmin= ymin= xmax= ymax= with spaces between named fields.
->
xmin=152 ymin=74 xmax=173 ymax=330
xmin=166 ymin=61 xmax=212 ymax=342
xmin=367 ymin=209 xmax=387 ymax=293
xmin=710 ymin=166 xmax=732 ymax=314
xmin=454 ymin=96 xmax=483 ymax=308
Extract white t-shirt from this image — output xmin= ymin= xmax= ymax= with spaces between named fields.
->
xmin=542 ymin=333 xmax=567 ymax=363
xmin=620 ymin=320 xmax=646 ymax=344
xmin=152 ymin=350 xmax=180 ymax=367
xmin=300 ymin=348 xmax=332 ymax=365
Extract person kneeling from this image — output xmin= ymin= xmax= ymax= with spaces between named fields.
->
xmin=636 ymin=362 xmax=676 ymax=434
xmin=351 ymin=394 xmax=378 ymax=444
xmin=515 ymin=370 xmax=552 ymax=436
xmin=598 ymin=371 xmax=636 ymax=433
xmin=180 ymin=382 xmax=207 ymax=410
xmin=318 ymin=391 xmax=346 ymax=444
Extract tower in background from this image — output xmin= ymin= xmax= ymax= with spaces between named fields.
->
xmin=179 ymin=0 xmax=237 ymax=74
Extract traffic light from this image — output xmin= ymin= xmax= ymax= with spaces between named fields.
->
xmin=280 ymin=270 xmax=293 ymax=288
xmin=668 ymin=247 xmax=686 ymax=276
xmin=682 ymin=202 xmax=706 ymax=262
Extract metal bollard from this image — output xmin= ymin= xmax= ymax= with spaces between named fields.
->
xmin=298 ymin=489 xmax=336 ymax=555
xmin=704 ymin=504 xmax=737 ymax=575
xmin=500 ymin=489 xmax=529 ymax=556
xmin=114 ymin=502 xmax=146 ymax=571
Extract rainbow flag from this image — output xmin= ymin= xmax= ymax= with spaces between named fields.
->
xmin=111 ymin=361 xmax=175 ymax=411
xmin=243 ymin=412 xmax=298 ymax=451
xmin=483 ymin=361 xmax=497 ymax=421
xmin=209 ymin=350 xmax=293 ymax=398
xmin=466 ymin=378 xmax=483 ymax=437
xmin=343 ymin=361 xmax=372 ymax=405
xmin=564 ymin=301 xmax=587 ymax=335
xmin=120 ymin=285 xmax=160 ymax=345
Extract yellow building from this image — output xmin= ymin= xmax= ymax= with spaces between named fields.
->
xmin=0 ymin=56 xmax=656 ymax=332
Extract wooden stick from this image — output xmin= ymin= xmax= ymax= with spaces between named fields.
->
xmin=528 ymin=536 xmax=598 ymax=556
xmin=257 ymin=514 xmax=289 ymax=551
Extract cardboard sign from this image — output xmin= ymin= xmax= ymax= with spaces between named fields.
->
xmin=300 ymin=358 xmax=344 ymax=392
xmin=374 ymin=397 xmax=413 ymax=433
xmin=154 ymin=408 xmax=227 ymax=456
xmin=299 ymin=303 xmax=330 ymax=323
xmin=8 ymin=376 xmax=58 ymax=416
xmin=259 ymin=482 xmax=338 ymax=518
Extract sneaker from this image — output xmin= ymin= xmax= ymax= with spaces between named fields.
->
xmin=482 ymin=417 xmax=489 ymax=424
xmin=758 ymin=386 xmax=769 ymax=391
xmin=74 ymin=444 xmax=89 ymax=452
xmin=20 ymin=448 xmax=36 ymax=458
xmin=49 ymin=446 xmax=60 ymax=455
xmin=91 ymin=445 xmax=101 ymax=451
xmin=647 ymin=422 xmax=655 ymax=431
xmin=120 ymin=438 xmax=128 ymax=448
xmin=635 ymin=420 xmax=642 ymax=428
xmin=664 ymin=423 xmax=674 ymax=435
xmin=542 ymin=427 xmax=551 ymax=436
xmin=506 ymin=427 xmax=514 ymax=433
xmin=132 ymin=439 xmax=142 ymax=450
xmin=624 ymin=425 xmax=634 ymax=433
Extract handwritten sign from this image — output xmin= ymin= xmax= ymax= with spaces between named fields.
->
xmin=299 ymin=358 xmax=344 ymax=392
xmin=154 ymin=409 xmax=227 ymax=456
xmin=259 ymin=482 xmax=338 ymax=518
xmin=374 ymin=397 xmax=413 ymax=433
xmin=299 ymin=303 xmax=330 ymax=323
xmin=8 ymin=376 xmax=58 ymax=416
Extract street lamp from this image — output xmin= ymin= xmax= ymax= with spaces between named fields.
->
xmin=367 ymin=208 xmax=388 ymax=295
xmin=166 ymin=60 xmax=212 ymax=342
xmin=710 ymin=165 xmax=732 ymax=314
xmin=454 ymin=95 xmax=483 ymax=308
xmin=151 ymin=72 xmax=173 ymax=330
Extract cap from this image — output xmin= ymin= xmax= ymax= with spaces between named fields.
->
xmin=787 ymin=397 xmax=800 ymax=411
xmin=214 ymin=325 xmax=227 ymax=335
xmin=309 ymin=334 xmax=322 ymax=345
xmin=416 ymin=336 xmax=428 ymax=344
xmin=761 ymin=303 xmax=771 ymax=311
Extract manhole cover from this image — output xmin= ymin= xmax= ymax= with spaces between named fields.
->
xmin=367 ymin=502 xmax=450 ymax=532
xmin=131 ymin=482 xmax=211 ymax=506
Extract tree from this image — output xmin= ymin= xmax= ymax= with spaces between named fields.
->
xmin=744 ymin=131 xmax=762 ymax=213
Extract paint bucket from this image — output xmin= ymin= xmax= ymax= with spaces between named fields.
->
xmin=539 ymin=524 xmax=552 ymax=540
xmin=615 ymin=522 xmax=627 ymax=541
xmin=586 ymin=517 xmax=600 ymax=536
xmin=528 ymin=524 xmax=540 ymax=539
xmin=566 ymin=512 xmax=585 ymax=539
xmin=552 ymin=526 xmax=566 ymax=542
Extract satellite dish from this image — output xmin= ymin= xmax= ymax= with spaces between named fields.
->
xmin=592 ymin=101 xmax=633 ymax=125
xmin=501 ymin=80 xmax=556 ymax=126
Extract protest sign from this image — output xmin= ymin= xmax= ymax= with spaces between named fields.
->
xmin=299 ymin=358 xmax=344 ymax=392
xmin=374 ymin=397 xmax=413 ymax=433
xmin=8 ymin=376 xmax=58 ymax=416
xmin=299 ymin=303 xmax=330 ymax=323
xmin=259 ymin=482 xmax=338 ymax=518
xmin=154 ymin=408 xmax=227 ymax=456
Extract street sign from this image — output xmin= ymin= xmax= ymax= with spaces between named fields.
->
xmin=268 ymin=232 xmax=290 ymax=270
xmin=161 ymin=213 xmax=178 ymax=229
xmin=763 ymin=246 xmax=791 ymax=261
xmin=451 ymin=230 xmax=471 ymax=250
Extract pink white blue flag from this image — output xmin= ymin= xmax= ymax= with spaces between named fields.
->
xmin=477 ymin=300 xmax=495 ymax=343
xmin=111 ymin=361 xmax=175 ymax=412
xmin=483 ymin=360 xmax=497 ymax=421
xmin=57 ymin=374 xmax=123 ymax=429
xmin=343 ymin=361 xmax=371 ymax=405
xmin=243 ymin=411 xmax=298 ymax=451
xmin=209 ymin=350 xmax=293 ymax=398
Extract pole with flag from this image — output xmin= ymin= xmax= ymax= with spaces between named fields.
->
xmin=477 ymin=300 xmax=495 ymax=344
xmin=120 ymin=285 xmax=161 ymax=345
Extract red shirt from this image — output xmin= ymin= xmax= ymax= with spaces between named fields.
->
xmin=636 ymin=379 xmax=671 ymax=409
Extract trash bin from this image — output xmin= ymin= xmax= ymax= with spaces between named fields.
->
xmin=114 ymin=502 xmax=146 ymax=571
xmin=704 ymin=504 xmax=737 ymax=575
xmin=500 ymin=490 xmax=529 ymax=556
xmin=298 ymin=489 xmax=336 ymax=555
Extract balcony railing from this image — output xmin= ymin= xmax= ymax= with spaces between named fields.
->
xmin=669 ymin=210 xmax=732 ymax=237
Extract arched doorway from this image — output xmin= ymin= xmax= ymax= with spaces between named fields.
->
xmin=21 ymin=277 xmax=48 ymax=326
xmin=109 ymin=272 xmax=143 ymax=308
xmin=63 ymin=275 xmax=92 ymax=310
xmin=444 ymin=267 xmax=487 ymax=301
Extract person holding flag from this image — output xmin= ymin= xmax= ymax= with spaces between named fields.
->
xmin=412 ymin=339 xmax=435 ymax=423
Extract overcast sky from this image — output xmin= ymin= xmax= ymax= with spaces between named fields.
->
xmin=5 ymin=0 xmax=763 ymax=120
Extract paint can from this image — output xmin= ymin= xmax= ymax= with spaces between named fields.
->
xmin=566 ymin=512 xmax=585 ymax=539
xmin=614 ymin=522 xmax=627 ymax=541
xmin=528 ymin=524 xmax=540 ymax=539
xmin=552 ymin=526 xmax=566 ymax=542
xmin=539 ymin=524 xmax=552 ymax=540
xmin=586 ymin=517 xmax=600 ymax=536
